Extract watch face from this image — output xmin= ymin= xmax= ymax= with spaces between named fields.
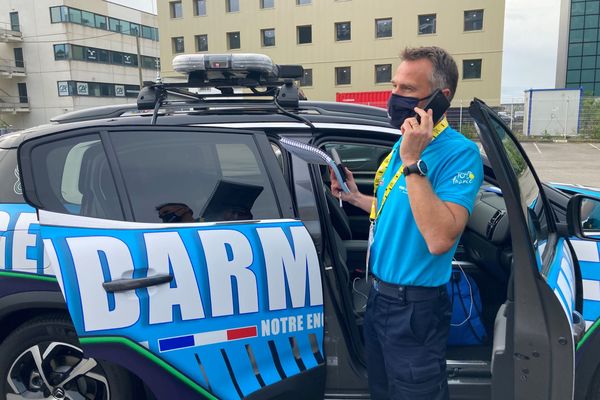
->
xmin=417 ymin=160 xmax=428 ymax=175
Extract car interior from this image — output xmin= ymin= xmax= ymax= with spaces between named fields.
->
xmin=318 ymin=140 xmax=511 ymax=379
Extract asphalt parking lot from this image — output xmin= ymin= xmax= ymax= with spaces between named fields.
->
xmin=478 ymin=142 xmax=600 ymax=188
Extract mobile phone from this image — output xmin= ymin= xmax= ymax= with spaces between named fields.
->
xmin=330 ymin=148 xmax=347 ymax=183
xmin=416 ymin=89 xmax=450 ymax=124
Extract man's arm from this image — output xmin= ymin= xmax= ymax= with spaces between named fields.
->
xmin=329 ymin=167 xmax=374 ymax=213
xmin=400 ymin=108 xmax=470 ymax=255
xmin=405 ymin=174 xmax=469 ymax=255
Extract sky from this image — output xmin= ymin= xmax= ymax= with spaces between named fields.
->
xmin=110 ymin=0 xmax=562 ymax=104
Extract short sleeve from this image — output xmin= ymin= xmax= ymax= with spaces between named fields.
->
xmin=433 ymin=144 xmax=483 ymax=214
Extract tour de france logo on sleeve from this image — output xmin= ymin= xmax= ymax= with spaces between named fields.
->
xmin=452 ymin=170 xmax=476 ymax=185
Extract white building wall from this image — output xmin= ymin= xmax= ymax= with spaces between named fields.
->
xmin=0 ymin=0 xmax=159 ymax=130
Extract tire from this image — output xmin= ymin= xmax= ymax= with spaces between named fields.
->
xmin=0 ymin=313 xmax=135 ymax=400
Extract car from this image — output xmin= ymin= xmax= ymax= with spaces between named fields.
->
xmin=1 ymin=53 xmax=600 ymax=400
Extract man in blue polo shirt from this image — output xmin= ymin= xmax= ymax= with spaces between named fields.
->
xmin=331 ymin=46 xmax=483 ymax=399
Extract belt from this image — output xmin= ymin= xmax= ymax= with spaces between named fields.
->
xmin=371 ymin=277 xmax=445 ymax=302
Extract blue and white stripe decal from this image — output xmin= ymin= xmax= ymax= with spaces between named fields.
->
xmin=38 ymin=210 xmax=324 ymax=400
xmin=544 ymin=239 xmax=576 ymax=326
xmin=0 ymin=203 xmax=47 ymax=274
xmin=571 ymin=240 xmax=600 ymax=329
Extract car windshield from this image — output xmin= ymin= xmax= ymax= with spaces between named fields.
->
xmin=0 ymin=148 xmax=25 ymax=203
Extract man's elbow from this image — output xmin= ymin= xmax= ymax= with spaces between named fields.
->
xmin=426 ymin=237 xmax=456 ymax=256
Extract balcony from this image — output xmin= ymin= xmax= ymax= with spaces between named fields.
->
xmin=0 ymin=96 xmax=29 ymax=113
xmin=0 ymin=60 xmax=25 ymax=78
xmin=0 ymin=23 xmax=22 ymax=42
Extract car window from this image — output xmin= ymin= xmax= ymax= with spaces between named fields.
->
xmin=0 ymin=149 xmax=24 ymax=203
xmin=29 ymin=131 xmax=282 ymax=224
xmin=109 ymin=130 xmax=280 ymax=223
xmin=323 ymin=142 xmax=391 ymax=176
xmin=30 ymin=134 xmax=124 ymax=220
xmin=488 ymin=117 xmax=551 ymax=264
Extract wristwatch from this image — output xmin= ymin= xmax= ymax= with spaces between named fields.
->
xmin=403 ymin=160 xmax=428 ymax=177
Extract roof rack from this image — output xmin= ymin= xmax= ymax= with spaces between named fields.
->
xmin=138 ymin=53 xmax=306 ymax=124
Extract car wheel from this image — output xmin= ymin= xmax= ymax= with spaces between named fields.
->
xmin=0 ymin=314 xmax=134 ymax=400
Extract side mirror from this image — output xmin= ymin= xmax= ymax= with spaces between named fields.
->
xmin=567 ymin=194 xmax=600 ymax=241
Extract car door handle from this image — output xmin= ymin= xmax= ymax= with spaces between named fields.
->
xmin=102 ymin=274 xmax=173 ymax=293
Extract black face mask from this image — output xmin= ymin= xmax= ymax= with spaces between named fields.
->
xmin=387 ymin=93 xmax=432 ymax=129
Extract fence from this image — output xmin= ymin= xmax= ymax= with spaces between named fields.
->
xmin=357 ymin=97 xmax=600 ymax=140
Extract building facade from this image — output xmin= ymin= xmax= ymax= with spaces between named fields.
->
xmin=0 ymin=0 xmax=160 ymax=130
xmin=157 ymin=0 xmax=505 ymax=107
xmin=556 ymin=0 xmax=600 ymax=96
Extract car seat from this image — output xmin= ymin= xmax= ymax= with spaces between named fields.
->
xmin=324 ymin=186 xmax=371 ymax=316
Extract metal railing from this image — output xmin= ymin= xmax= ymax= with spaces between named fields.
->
xmin=0 ymin=59 xmax=25 ymax=75
xmin=0 ymin=96 xmax=29 ymax=112
xmin=0 ymin=22 xmax=22 ymax=41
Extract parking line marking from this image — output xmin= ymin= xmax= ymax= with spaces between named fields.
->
xmin=589 ymin=143 xmax=600 ymax=151
xmin=533 ymin=143 xmax=542 ymax=154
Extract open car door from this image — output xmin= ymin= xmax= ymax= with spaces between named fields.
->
xmin=469 ymin=99 xmax=576 ymax=400
xmin=17 ymin=126 xmax=326 ymax=400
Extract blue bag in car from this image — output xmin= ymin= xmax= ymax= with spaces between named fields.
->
xmin=446 ymin=267 xmax=487 ymax=346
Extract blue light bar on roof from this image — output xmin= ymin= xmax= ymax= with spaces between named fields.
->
xmin=172 ymin=53 xmax=278 ymax=78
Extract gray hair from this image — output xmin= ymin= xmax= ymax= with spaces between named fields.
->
xmin=400 ymin=46 xmax=458 ymax=101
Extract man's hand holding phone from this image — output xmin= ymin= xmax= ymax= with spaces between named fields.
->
xmin=330 ymin=166 xmax=360 ymax=203
xmin=400 ymin=108 xmax=434 ymax=166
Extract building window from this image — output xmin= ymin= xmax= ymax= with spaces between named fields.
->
xmin=120 ymin=21 xmax=131 ymax=35
xmin=81 ymin=11 xmax=94 ymax=27
xmin=375 ymin=18 xmax=392 ymax=38
xmin=142 ymin=26 xmax=156 ymax=40
xmin=109 ymin=17 xmax=121 ymax=32
xmin=261 ymin=0 xmax=275 ymax=9
xmin=464 ymin=9 xmax=483 ymax=31
xmin=14 ymin=48 xmax=24 ymax=67
xmin=418 ymin=14 xmax=436 ymax=34
xmin=94 ymin=14 xmax=107 ymax=29
xmin=300 ymin=68 xmax=313 ymax=86
xmin=172 ymin=37 xmax=185 ymax=53
xmin=587 ymin=1 xmax=600 ymax=14
xmin=375 ymin=64 xmax=392 ymax=83
xmin=194 ymin=0 xmax=207 ymax=15
xmin=297 ymin=25 xmax=312 ymax=44
xmin=335 ymin=66 xmax=351 ymax=85
xmin=68 ymin=8 xmax=82 ymax=24
xmin=335 ymin=21 xmax=351 ymax=41
xmin=111 ymin=51 xmax=123 ymax=64
xmin=463 ymin=59 xmax=482 ymax=79
xmin=48 ymin=6 xmax=159 ymax=41
xmin=98 ymin=49 xmax=109 ymax=63
xmin=56 ymin=80 xmax=139 ymax=98
xmin=130 ymin=23 xmax=140 ymax=36
xmin=170 ymin=1 xmax=183 ymax=18
xmin=54 ymin=44 xmax=68 ymax=60
xmin=50 ymin=6 xmax=68 ymax=23
xmin=226 ymin=0 xmax=240 ymax=12
xmin=195 ymin=34 xmax=208 ymax=52
xmin=297 ymin=0 xmax=311 ymax=4
xmin=261 ymin=28 xmax=276 ymax=47
xmin=17 ymin=82 xmax=28 ymax=103
xmin=227 ymin=31 xmax=241 ymax=49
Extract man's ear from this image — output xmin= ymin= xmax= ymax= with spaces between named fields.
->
xmin=442 ymin=88 xmax=452 ymax=99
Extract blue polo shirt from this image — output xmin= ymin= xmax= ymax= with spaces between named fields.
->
xmin=370 ymin=125 xmax=483 ymax=287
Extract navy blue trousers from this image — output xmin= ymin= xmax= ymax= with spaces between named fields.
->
xmin=363 ymin=283 xmax=452 ymax=400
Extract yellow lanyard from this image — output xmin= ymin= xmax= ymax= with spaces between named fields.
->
xmin=369 ymin=117 xmax=449 ymax=221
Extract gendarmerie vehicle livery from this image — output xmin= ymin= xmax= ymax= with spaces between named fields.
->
xmin=1 ymin=53 xmax=600 ymax=400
